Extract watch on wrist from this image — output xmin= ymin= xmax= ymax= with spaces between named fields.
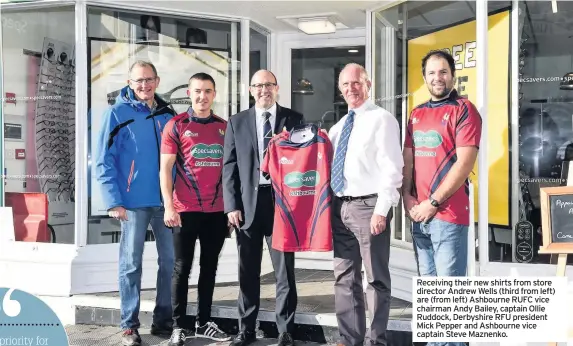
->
xmin=430 ymin=196 xmax=440 ymax=208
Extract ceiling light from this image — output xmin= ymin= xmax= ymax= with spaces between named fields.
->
xmin=297 ymin=17 xmax=336 ymax=35
xmin=348 ymin=49 xmax=358 ymax=53
xmin=552 ymin=0 xmax=558 ymax=13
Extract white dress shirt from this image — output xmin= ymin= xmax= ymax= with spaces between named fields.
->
xmin=328 ymin=100 xmax=404 ymax=217
xmin=255 ymin=103 xmax=277 ymax=185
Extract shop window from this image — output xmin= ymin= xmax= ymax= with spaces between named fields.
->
xmin=515 ymin=1 xmax=573 ymax=264
xmin=86 ymin=7 xmax=241 ymax=244
xmin=376 ymin=1 xmax=511 ymax=248
xmin=1 ymin=6 xmax=76 ymax=244
xmin=290 ymin=47 xmax=365 ymax=129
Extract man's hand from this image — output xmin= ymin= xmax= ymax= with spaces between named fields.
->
xmin=403 ymin=194 xmax=419 ymax=220
xmin=227 ymin=210 xmax=243 ymax=228
xmin=164 ymin=207 xmax=181 ymax=228
xmin=370 ymin=214 xmax=387 ymax=235
xmin=108 ymin=206 xmax=128 ymax=221
xmin=410 ymin=199 xmax=438 ymax=223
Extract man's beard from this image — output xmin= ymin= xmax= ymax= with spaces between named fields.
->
xmin=429 ymin=84 xmax=452 ymax=99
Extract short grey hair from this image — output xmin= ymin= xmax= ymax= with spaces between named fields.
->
xmin=129 ymin=60 xmax=158 ymax=77
xmin=338 ymin=63 xmax=370 ymax=85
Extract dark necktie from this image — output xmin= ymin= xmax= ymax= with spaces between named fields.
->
xmin=263 ymin=111 xmax=272 ymax=157
xmin=331 ymin=110 xmax=356 ymax=194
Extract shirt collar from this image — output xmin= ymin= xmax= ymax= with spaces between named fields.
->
xmin=149 ymin=99 xmax=158 ymax=112
xmin=348 ymin=99 xmax=371 ymax=117
xmin=255 ymin=103 xmax=277 ymax=118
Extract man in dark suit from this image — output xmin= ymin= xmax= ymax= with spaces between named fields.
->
xmin=223 ymin=69 xmax=303 ymax=346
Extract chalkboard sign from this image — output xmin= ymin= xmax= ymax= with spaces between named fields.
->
xmin=539 ymin=186 xmax=573 ymax=254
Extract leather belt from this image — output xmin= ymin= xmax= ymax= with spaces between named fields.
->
xmin=338 ymin=193 xmax=377 ymax=202
xmin=259 ymin=184 xmax=272 ymax=188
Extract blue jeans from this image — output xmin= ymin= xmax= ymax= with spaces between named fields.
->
xmin=412 ymin=218 xmax=468 ymax=346
xmin=119 ymin=207 xmax=174 ymax=330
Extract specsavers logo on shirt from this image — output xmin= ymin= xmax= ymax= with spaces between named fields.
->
xmin=285 ymin=170 xmax=320 ymax=196
xmin=413 ymin=130 xmax=443 ymax=148
xmin=191 ymin=144 xmax=223 ymax=166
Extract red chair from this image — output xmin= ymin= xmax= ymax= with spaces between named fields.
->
xmin=5 ymin=192 xmax=51 ymax=242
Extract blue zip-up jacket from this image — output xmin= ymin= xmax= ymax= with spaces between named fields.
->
xmin=95 ymin=86 xmax=175 ymax=210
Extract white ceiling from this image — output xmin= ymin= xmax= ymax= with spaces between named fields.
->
xmin=114 ymin=0 xmax=391 ymax=32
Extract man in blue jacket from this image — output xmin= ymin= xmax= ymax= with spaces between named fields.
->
xmin=95 ymin=60 xmax=176 ymax=346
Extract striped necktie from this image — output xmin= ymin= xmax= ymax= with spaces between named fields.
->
xmin=263 ymin=111 xmax=273 ymax=157
xmin=330 ymin=110 xmax=356 ymax=195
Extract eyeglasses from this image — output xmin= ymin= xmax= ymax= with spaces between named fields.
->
xmin=250 ymin=83 xmax=277 ymax=90
xmin=130 ymin=77 xmax=157 ymax=85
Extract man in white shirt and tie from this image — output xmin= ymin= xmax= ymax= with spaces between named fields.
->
xmin=328 ymin=63 xmax=404 ymax=346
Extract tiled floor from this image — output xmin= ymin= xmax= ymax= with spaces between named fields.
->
xmin=95 ymin=269 xmax=412 ymax=320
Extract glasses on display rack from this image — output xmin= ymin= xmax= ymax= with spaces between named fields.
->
xmin=36 ymin=128 xmax=72 ymax=135
xmin=37 ymin=120 xmax=71 ymax=127
xmin=37 ymin=134 xmax=72 ymax=142
xmin=42 ymin=179 xmax=73 ymax=191
xmin=39 ymin=113 xmax=75 ymax=121
xmin=58 ymin=171 xmax=74 ymax=179
xmin=39 ymin=162 xmax=73 ymax=175
xmin=37 ymin=142 xmax=69 ymax=150
xmin=38 ymin=156 xmax=71 ymax=167
xmin=39 ymin=148 xmax=69 ymax=157
xmin=44 ymin=187 xmax=74 ymax=202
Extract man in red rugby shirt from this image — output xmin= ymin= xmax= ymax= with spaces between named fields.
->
xmin=403 ymin=50 xmax=482 ymax=289
xmin=160 ymin=72 xmax=230 ymax=346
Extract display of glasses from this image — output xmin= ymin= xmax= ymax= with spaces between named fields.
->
xmin=34 ymin=37 xmax=75 ymax=203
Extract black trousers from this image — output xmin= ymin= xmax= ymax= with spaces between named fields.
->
xmin=171 ymin=211 xmax=228 ymax=328
xmin=236 ymin=186 xmax=297 ymax=334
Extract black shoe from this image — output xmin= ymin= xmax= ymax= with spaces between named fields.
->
xmin=196 ymin=321 xmax=231 ymax=341
xmin=168 ymin=328 xmax=189 ymax=346
xmin=277 ymin=332 xmax=294 ymax=346
xmin=150 ymin=323 xmax=173 ymax=336
xmin=229 ymin=331 xmax=256 ymax=346
xmin=121 ymin=329 xmax=141 ymax=346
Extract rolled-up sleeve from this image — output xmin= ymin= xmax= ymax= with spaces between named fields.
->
xmin=374 ymin=112 xmax=404 ymax=217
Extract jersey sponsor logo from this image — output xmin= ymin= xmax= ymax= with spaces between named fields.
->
xmin=195 ymin=161 xmax=221 ymax=167
xmin=184 ymin=130 xmax=198 ymax=137
xmin=284 ymin=170 xmax=320 ymax=188
xmin=413 ymin=130 xmax=443 ymax=148
xmin=191 ymin=143 xmax=224 ymax=159
xmin=280 ymin=157 xmax=294 ymax=165
xmin=415 ymin=150 xmax=437 ymax=157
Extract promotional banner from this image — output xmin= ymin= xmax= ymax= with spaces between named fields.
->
xmin=89 ymin=39 xmax=230 ymax=215
xmin=407 ymin=10 xmax=510 ymax=227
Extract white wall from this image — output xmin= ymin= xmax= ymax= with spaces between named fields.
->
xmin=2 ymin=8 xmax=76 ymax=244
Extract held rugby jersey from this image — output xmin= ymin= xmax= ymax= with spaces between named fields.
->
xmin=404 ymin=89 xmax=482 ymax=225
xmin=262 ymin=123 xmax=334 ymax=252
xmin=161 ymin=108 xmax=226 ymax=213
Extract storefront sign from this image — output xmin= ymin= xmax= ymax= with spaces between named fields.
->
xmin=407 ymin=10 xmax=510 ymax=227
xmin=539 ymin=186 xmax=573 ymax=254
xmin=514 ymin=220 xmax=534 ymax=263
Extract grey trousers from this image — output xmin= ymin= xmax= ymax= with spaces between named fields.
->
xmin=332 ymin=195 xmax=392 ymax=346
